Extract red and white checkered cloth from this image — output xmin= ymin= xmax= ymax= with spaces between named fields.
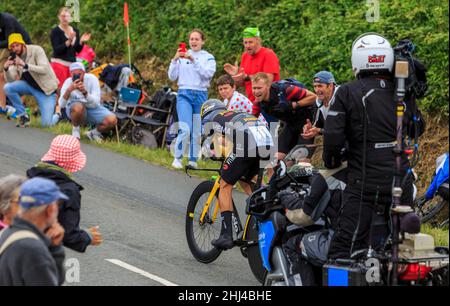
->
xmin=41 ymin=135 xmax=86 ymax=173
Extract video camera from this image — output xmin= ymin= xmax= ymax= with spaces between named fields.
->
xmin=393 ymin=39 xmax=428 ymax=99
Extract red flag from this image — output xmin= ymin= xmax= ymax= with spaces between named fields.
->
xmin=123 ymin=2 xmax=129 ymax=26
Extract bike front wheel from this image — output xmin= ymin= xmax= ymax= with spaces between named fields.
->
xmin=186 ymin=180 xmax=222 ymax=263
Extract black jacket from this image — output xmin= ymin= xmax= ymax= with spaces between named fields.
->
xmin=323 ymin=76 xmax=425 ymax=188
xmin=0 ymin=12 xmax=32 ymax=49
xmin=50 ymin=26 xmax=83 ymax=62
xmin=27 ymin=162 xmax=91 ymax=253
xmin=99 ymin=64 xmax=130 ymax=90
xmin=0 ymin=217 xmax=65 ymax=286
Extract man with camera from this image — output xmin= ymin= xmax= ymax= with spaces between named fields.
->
xmin=59 ymin=62 xmax=117 ymax=141
xmin=0 ymin=12 xmax=32 ymax=117
xmin=3 ymin=33 xmax=58 ymax=127
xmin=322 ymin=33 xmax=425 ymax=259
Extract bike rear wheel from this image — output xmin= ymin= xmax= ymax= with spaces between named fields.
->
xmin=186 ymin=180 xmax=222 ymax=263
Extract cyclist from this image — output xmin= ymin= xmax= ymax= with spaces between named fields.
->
xmin=200 ymin=99 xmax=274 ymax=250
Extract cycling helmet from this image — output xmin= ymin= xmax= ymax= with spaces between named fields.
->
xmin=351 ymin=32 xmax=394 ymax=77
xmin=200 ymin=99 xmax=227 ymax=124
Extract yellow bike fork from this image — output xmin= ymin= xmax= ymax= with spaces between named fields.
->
xmin=199 ymin=176 xmax=221 ymax=224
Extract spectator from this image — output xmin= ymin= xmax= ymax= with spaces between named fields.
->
xmin=50 ymin=7 xmax=91 ymax=124
xmin=168 ymin=29 xmax=216 ymax=169
xmin=223 ymin=27 xmax=280 ymax=122
xmin=50 ymin=7 xmax=90 ymax=88
xmin=302 ymin=71 xmax=339 ymax=140
xmin=0 ymin=174 xmax=26 ymax=230
xmin=0 ymin=177 xmax=66 ymax=286
xmin=216 ymin=74 xmax=253 ymax=113
xmin=0 ymin=12 xmax=32 ymax=117
xmin=27 ymin=134 xmax=103 ymax=252
xmin=216 ymin=74 xmax=267 ymax=125
xmin=251 ymin=72 xmax=316 ymax=164
xmin=59 ymin=62 xmax=117 ymax=142
xmin=3 ymin=33 xmax=58 ymax=127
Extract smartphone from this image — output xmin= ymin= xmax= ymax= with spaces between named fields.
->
xmin=179 ymin=42 xmax=187 ymax=53
xmin=72 ymin=74 xmax=81 ymax=82
xmin=9 ymin=52 xmax=16 ymax=60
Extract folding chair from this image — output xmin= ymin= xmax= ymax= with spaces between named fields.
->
xmin=113 ymin=87 xmax=142 ymax=143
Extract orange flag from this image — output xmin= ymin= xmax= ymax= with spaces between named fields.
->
xmin=123 ymin=2 xmax=129 ymax=26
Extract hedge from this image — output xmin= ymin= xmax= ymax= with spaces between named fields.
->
xmin=1 ymin=0 xmax=448 ymax=116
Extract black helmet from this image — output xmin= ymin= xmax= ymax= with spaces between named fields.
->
xmin=200 ymin=99 xmax=227 ymax=124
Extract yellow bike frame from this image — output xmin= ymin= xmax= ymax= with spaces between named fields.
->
xmin=199 ymin=176 xmax=221 ymax=224
xmin=198 ymin=176 xmax=253 ymax=240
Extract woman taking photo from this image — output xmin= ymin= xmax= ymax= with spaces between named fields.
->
xmin=168 ymin=29 xmax=216 ymax=169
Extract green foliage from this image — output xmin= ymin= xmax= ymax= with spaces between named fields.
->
xmin=1 ymin=0 xmax=448 ymax=115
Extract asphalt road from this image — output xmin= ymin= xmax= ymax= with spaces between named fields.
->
xmin=0 ymin=118 xmax=259 ymax=286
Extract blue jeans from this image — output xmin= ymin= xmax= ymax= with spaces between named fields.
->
xmin=175 ymin=89 xmax=208 ymax=162
xmin=4 ymin=80 xmax=56 ymax=127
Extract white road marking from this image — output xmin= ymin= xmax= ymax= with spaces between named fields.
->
xmin=105 ymin=259 xmax=179 ymax=286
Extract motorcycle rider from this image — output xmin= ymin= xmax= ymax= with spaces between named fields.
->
xmin=200 ymin=99 xmax=274 ymax=250
xmin=322 ymin=33 xmax=425 ymax=259
xmin=278 ymin=162 xmax=348 ymax=285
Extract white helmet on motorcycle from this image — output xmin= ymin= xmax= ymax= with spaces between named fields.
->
xmin=351 ymin=32 xmax=394 ymax=77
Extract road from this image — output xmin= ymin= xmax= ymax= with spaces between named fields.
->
xmin=0 ymin=118 xmax=259 ymax=286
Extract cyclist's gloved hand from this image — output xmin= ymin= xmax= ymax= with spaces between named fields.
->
xmin=278 ymin=190 xmax=304 ymax=211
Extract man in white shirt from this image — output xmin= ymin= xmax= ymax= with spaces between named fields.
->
xmin=302 ymin=71 xmax=339 ymax=140
xmin=59 ymin=62 xmax=117 ymax=142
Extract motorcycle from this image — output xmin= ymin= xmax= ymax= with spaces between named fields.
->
xmin=247 ymin=145 xmax=449 ymax=286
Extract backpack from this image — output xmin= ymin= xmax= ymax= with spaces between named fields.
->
xmin=99 ymin=64 xmax=130 ymax=90
xmin=148 ymin=87 xmax=177 ymax=122
xmin=271 ymin=78 xmax=306 ymax=106
xmin=266 ymin=78 xmax=313 ymax=125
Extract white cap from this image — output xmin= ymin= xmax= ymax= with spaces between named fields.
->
xmin=69 ymin=62 xmax=86 ymax=72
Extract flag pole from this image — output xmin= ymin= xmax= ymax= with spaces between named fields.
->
xmin=127 ymin=24 xmax=132 ymax=69
xmin=124 ymin=2 xmax=131 ymax=70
